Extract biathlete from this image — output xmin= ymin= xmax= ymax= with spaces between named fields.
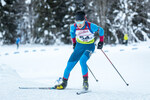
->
xmin=55 ymin=11 xmax=104 ymax=90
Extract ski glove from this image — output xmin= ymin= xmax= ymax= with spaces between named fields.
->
xmin=73 ymin=43 xmax=76 ymax=49
xmin=97 ymin=42 xmax=103 ymax=49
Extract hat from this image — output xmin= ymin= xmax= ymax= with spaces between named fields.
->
xmin=75 ymin=11 xmax=85 ymax=21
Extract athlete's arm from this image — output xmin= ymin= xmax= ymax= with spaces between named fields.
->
xmin=70 ymin=24 xmax=76 ymax=43
xmin=90 ymin=23 xmax=104 ymax=42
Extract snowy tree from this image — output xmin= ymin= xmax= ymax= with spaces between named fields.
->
xmin=0 ymin=0 xmax=18 ymax=44
xmin=0 ymin=0 xmax=150 ymax=45
xmin=106 ymin=0 xmax=150 ymax=44
xmin=30 ymin=0 xmax=71 ymax=44
xmin=14 ymin=0 xmax=28 ymax=44
xmin=0 ymin=0 xmax=27 ymax=44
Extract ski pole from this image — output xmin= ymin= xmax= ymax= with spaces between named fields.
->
xmin=101 ymin=49 xmax=129 ymax=86
xmin=87 ymin=65 xmax=98 ymax=82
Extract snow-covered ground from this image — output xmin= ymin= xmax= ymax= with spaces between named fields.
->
xmin=0 ymin=42 xmax=150 ymax=100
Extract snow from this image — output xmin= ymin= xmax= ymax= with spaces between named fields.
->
xmin=51 ymin=25 xmax=56 ymax=28
xmin=147 ymin=19 xmax=150 ymax=23
xmin=64 ymin=15 xmax=69 ymax=19
xmin=0 ymin=32 xmax=2 ymax=38
xmin=113 ymin=10 xmax=119 ymax=13
xmin=0 ymin=42 xmax=150 ymax=100
xmin=114 ymin=11 xmax=125 ymax=22
xmin=89 ymin=1 xmax=93 ymax=6
xmin=52 ymin=12 xmax=56 ymax=14
xmin=45 ymin=17 xmax=48 ymax=21
xmin=64 ymin=24 xmax=68 ymax=28
xmin=1 ymin=0 xmax=6 ymax=6
xmin=140 ymin=30 xmax=150 ymax=41
xmin=4 ymin=11 xmax=9 ymax=14
xmin=44 ymin=30 xmax=48 ymax=35
xmin=69 ymin=6 xmax=75 ymax=11
xmin=38 ymin=28 xmax=41 ymax=31
xmin=25 ymin=0 xmax=31 ymax=4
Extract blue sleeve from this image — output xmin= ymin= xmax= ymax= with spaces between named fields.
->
xmin=99 ymin=27 xmax=104 ymax=36
xmin=70 ymin=24 xmax=76 ymax=38
xmin=90 ymin=23 xmax=104 ymax=36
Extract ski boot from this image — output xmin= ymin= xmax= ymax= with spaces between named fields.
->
xmin=55 ymin=78 xmax=67 ymax=90
xmin=83 ymin=77 xmax=89 ymax=90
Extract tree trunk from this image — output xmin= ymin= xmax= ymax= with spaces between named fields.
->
xmin=97 ymin=0 xmax=108 ymax=28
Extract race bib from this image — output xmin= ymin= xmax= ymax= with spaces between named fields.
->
xmin=76 ymin=30 xmax=94 ymax=42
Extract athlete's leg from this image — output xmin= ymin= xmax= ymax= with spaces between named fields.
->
xmin=80 ymin=43 xmax=95 ymax=77
xmin=79 ymin=43 xmax=95 ymax=90
xmin=63 ymin=61 xmax=77 ymax=79
xmin=63 ymin=43 xmax=84 ymax=79
xmin=79 ymin=50 xmax=92 ymax=77
xmin=79 ymin=50 xmax=93 ymax=90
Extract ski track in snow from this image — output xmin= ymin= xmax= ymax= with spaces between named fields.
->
xmin=0 ymin=42 xmax=150 ymax=100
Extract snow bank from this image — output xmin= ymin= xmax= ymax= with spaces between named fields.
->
xmin=0 ymin=64 xmax=20 ymax=79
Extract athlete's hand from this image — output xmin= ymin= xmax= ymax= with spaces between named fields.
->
xmin=73 ymin=43 xmax=76 ymax=49
xmin=97 ymin=42 xmax=103 ymax=49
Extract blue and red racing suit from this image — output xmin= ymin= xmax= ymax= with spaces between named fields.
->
xmin=63 ymin=21 xmax=104 ymax=80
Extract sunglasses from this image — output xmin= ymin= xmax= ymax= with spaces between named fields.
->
xmin=75 ymin=21 xmax=84 ymax=24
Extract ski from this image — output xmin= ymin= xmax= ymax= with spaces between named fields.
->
xmin=19 ymin=87 xmax=81 ymax=90
xmin=19 ymin=87 xmax=55 ymax=90
xmin=76 ymin=90 xmax=91 ymax=95
xmin=19 ymin=86 xmax=90 ymax=94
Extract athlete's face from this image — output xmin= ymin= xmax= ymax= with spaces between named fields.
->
xmin=75 ymin=20 xmax=85 ymax=29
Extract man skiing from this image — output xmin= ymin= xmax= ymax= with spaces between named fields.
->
xmin=16 ymin=37 xmax=20 ymax=49
xmin=55 ymin=11 xmax=104 ymax=90
xmin=123 ymin=34 xmax=128 ymax=46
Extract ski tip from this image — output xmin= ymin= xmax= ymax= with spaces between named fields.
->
xmin=76 ymin=92 xmax=80 ymax=95
xmin=19 ymin=87 xmax=24 ymax=89
xmin=76 ymin=90 xmax=90 ymax=95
